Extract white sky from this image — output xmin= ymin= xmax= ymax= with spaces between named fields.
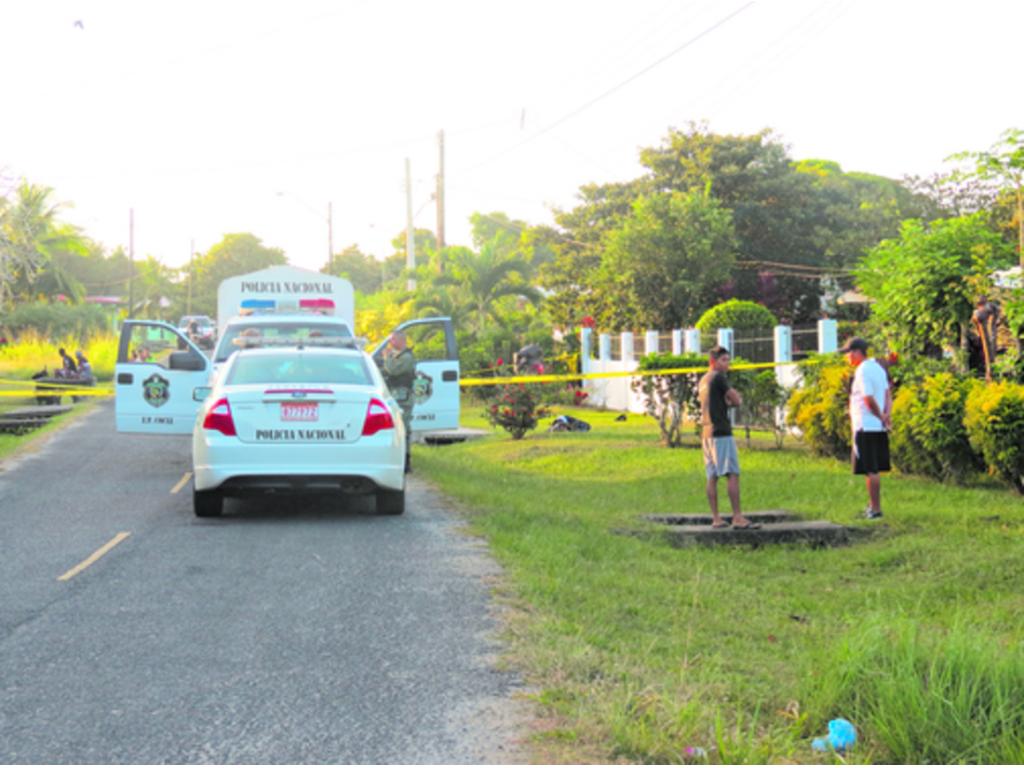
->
xmin=1 ymin=0 xmax=1020 ymax=273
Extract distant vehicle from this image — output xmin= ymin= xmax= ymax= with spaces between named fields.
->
xmin=178 ymin=315 xmax=216 ymax=350
xmin=190 ymin=344 xmax=407 ymax=517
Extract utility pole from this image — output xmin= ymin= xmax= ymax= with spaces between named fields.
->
xmin=187 ymin=238 xmax=194 ymax=315
xmin=127 ymin=208 xmax=134 ymax=316
xmin=405 ymin=157 xmax=416 ymax=291
xmin=436 ymin=129 xmax=445 ymax=272
xmin=327 ymin=201 xmax=334 ymax=269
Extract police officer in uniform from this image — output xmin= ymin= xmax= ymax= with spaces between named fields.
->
xmin=380 ymin=330 xmax=416 ymax=472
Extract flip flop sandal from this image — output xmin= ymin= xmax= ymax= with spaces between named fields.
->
xmin=732 ymin=522 xmax=762 ymax=530
xmin=711 ymin=521 xmax=732 ymax=529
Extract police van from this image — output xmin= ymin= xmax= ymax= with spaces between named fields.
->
xmin=114 ymin=265 xmax=460 ymax=436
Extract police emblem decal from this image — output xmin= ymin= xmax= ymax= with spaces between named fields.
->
xmin=412 ymin=370 xmax=433 ymax=405
xmin=142 ymin=373 xmax=170 ymax=408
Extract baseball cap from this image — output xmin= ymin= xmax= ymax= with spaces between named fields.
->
xmin=838 ymin=337 xmax=869 ymax=354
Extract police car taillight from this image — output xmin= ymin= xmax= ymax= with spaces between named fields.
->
xmin=203 ymin=397 xmax=237 ymax=436
xmin=362 ymin=398 xmax=395 ymax=436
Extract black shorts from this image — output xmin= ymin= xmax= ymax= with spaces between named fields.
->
xmin=852 ymin=431 xmax=891 ymax=475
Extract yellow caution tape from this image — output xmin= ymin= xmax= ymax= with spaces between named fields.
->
xmin=459 ymin=360 xmax=795 ymax=387
xmin=0 ymin=377 xmax=108 ymax=390
xmin=0 ymin=389 xmax=112 ymax=398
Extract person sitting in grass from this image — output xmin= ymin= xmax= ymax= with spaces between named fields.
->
xmin=75 ymin=351 xmax=93 ymax=382
xmin=698 ymin=346 xmax=759 ymax=530
xmin=57 ymin=347 xmax=78 ymax=377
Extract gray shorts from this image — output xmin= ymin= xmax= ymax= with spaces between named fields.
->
xmin=703 ymin=435 xmax=740 ymax=478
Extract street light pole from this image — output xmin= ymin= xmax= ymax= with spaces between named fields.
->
xmin=187 ymin=238 xmax=194 ymax=315
xmin=327 ymin=201 xmax=334 ymax=268
xmin=127 ymin=208 xmax=134 ymax=316
xmin=405 ymin=158 xmax=416 ymax=291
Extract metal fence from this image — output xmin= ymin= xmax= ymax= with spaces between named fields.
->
xmin=609 ymin=334 xmax=622 ymax=361
xmin=792 ymin=324 xmax=819 ymax=361
xmin=731 ymin=328 xmax=775 ymax=363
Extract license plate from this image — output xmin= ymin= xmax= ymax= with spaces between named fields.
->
xmin=281 ymin=402 xmax=319 ymax=422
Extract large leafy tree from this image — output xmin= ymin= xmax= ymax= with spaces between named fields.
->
xmin=642 ymin=126 xmax=858 ymax=320
xmin=540 ymin=179 xmax=647 ymax=331
xmin=322 ymin=244 xmax=383 ymax=294
xmin=948 ymin=128 xmax=1024 ymax=265
xmin=543 ymin=125 xmax=932 ymax=327
xmin=857 ymin=214 xmax=1014 ymax=361
xmin=189 ymin=233 xmax=287 ymax=315
xmin=594 ymin=190 xmax=737 ymax=330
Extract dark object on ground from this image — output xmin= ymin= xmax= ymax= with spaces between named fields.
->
xmin=615 ymin=413 xmax=627 ymax=422
xmin=548 ymin=414 xmax=591 ymax=432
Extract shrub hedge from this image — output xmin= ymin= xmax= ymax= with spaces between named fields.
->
xmin=2 ymin=301 xmax=111 ymax=340
xmin=964 ymin=380 xmax=1024 ymax=493
xmin=786 ymin=356 xmax=852 ymax=459
xmin=787 ymin=361 xmax=1024 ymax=492
xmin=890 ymin=373 xmax=980 ymax=483
xmin=695 ymin=299 xmax=778 ymax=334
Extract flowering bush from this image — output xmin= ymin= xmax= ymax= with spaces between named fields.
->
xmin=485 ymin=383 xmax=550 ymax=439
xmin=964 ymin=380 xmax=1024 ymax=493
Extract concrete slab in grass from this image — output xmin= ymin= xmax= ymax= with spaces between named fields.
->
xmin=660 ymin=520 xmax=850 ymax=548
xmin=646 ymin=510 xmax=796 ymax=526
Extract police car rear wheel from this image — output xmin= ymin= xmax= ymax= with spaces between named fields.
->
xmin=376 ymin=488 xmax=405 ymax=515
xmin=193 ymin=488 xmax=223 ymax=517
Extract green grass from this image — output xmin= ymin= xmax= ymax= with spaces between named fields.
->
xmin=414 ymin=404 xmax=1024 ymax=764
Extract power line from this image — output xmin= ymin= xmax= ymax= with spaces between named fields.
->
xmin=452 ymin=1 xmax=756 ymax=178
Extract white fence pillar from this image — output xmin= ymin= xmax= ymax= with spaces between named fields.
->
xmin=774 ymin=325 xmax=792 ymax=364
xmin=620 ymin=332 xmax=634 ymax=362
xmin=717 ymin=327 xmax=734 ymax=354
xmin=645 ymin=330 xmax=659 ymax=356
xmin=817 ymin=318 xmax=838 ymax=354
xmin=580 ymin=327 xmax=593 ymax=374
xmin=599 ymin=333 xmax=611 ymax=362
xmin=671 ymin=329 xmax=683 ymax=355
xmin=684 ymin=328 xmax=701 ymax=354
xmin=774 ymin=324 xmax=799 ymax=391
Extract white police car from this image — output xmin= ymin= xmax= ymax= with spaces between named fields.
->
xmin=114 ymin=316 xmax=460 ymax=436
xmin=191 ymin=343 xmax=406 ymax=517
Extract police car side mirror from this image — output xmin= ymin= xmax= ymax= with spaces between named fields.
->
xmin=169 ymin=350 xmax=206 ymax=371
xmin=193 ymin=386 xmax=212 ymax=402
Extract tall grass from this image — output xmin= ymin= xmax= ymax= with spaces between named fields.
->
xmin=804 ymin=618 xmax=1024 ymax=764
xmin=0 ymin=331 xmax=118 ymax=381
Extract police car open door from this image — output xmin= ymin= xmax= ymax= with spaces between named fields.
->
xmin=114 ymin=320 xmax=211 ymax=434
xmin=373 ymin=317 xmax=460 ymax=432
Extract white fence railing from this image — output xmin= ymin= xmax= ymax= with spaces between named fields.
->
xmin=580 ymin=320 xmax=838 ymax=413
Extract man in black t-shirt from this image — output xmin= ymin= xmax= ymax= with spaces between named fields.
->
xmin=697 ymin=346 xmax=758 ymax=530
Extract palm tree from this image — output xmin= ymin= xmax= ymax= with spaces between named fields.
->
xmin=133 ymin=256 xmax=179 ymax=319
xmin=0 ymin=182 xmax=87 ymax=307
xmin=428 ymin=240 xmax=542 ymax=334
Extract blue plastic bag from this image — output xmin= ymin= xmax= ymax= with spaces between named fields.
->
xmin=811 ymin=718 xmax=857 ymax=752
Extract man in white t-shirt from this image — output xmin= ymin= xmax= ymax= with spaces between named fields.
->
xmin=840 ymin=337 xmax=892 ymax=519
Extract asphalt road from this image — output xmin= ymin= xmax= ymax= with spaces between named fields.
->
xmin=0 ymin=401 xmax=524 ymax=763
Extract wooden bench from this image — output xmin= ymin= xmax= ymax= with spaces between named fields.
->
xmin=5 ymin=405 xmax=73 ymax=419
xmin=0 ymin=418 xmax=50 ymax=434
xmin=32 ymin=377 xmax=95 ymax=405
